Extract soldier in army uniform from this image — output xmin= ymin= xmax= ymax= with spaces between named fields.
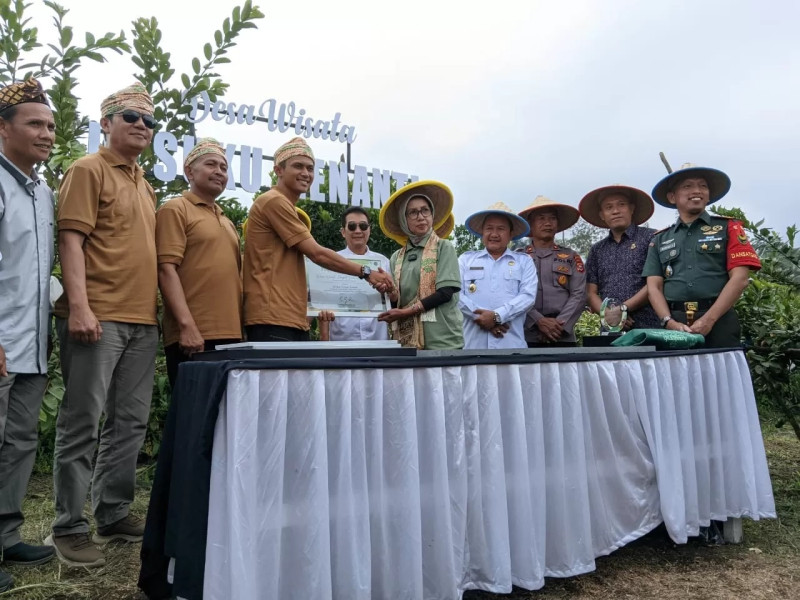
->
xmin=518 ymin=196 xmax=586 ymax=347
xmin=643 ymin=163 xmax=761 ymax=348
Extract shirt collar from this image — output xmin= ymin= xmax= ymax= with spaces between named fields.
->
xmin=98 ymin=145 xmax=142 ymax=175
xmin=606 ymin=223 xmax=638 ymax=242
xmin=672 ymin=210 xmax=711 ymax=231
xmin=477 ymin=247 xmax=516 ymax=261
xmin=0 ymin=152 xmax=38 ymax=188
xmin=183 ymin=189 xmax=218 ymax=208
xmin=343 ymin=245 xmax=371 ymax=256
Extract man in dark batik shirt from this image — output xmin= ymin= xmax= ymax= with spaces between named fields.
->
xmin=580 ymin=185 xmax=660 ymax=329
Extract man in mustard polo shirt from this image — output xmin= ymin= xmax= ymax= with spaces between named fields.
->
xmin=243 ymin=137 xmax=394 ymax=342
xmin=47 ymin=83 xmax=158 ymax=567
xmin=156 ymin=139 xmax=242 ymax=386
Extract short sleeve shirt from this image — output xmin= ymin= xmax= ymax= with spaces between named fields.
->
xmin=156 ymin=191 xmax=243 ymax=346
xmin=586 ymin=224 xmax=660 ymax=328
xmin=242 ymin=189 xmax=313 ymax=330
xmin=389 ymin=234 xmax=463 ymax=350
xmin=642 ymin=211 xmax=761 ymax=301
xmin=54 ymin=146 xmax=157 ymax=324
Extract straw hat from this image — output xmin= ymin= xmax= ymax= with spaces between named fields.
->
xmin=652 ymin=163 xmax=731 ymax=208
xmin=465 ymin=202 xmax=529 ymax=240
xmin=379 ymin=180 xmax=453 ymax=241
xmin=518 ymin=196 xmax=579 ymax=233
xmin=578 ymin=185 xmax=654 ymax=228
xmin=242 ymin=206 xmax=311 ymax=237
xmin=384 ymin=212 xmax=455 ymax=246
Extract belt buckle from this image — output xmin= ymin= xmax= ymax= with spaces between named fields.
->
xmin=684 ymin=301 xmax=698 ymax=326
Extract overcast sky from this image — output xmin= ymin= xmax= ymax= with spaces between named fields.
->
xmin=26 ymin=0 xmax=800 ymax=232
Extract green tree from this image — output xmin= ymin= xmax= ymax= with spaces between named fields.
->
xmin=453 ymin=224 xmax=482 ymax=255
xmin=130 ymin=0 xmax=264 ymax=203
xmin=560 ymin=220 xmax=605 ymax=257
xmin=0 ymin=0 xmax=130 ymax=189
xmin=712 ymin=205 xmax=800 ymax=440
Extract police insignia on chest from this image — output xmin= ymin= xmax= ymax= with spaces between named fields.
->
xmin=557 ymin=253 xmax=569 ymax=259
xmin=558 ymin=275 xmax=567 ymax=286
xmin=468 ymin=282 xmax=477 ymax=293
xmin=665 ymin=264 xmax=673 ymax=278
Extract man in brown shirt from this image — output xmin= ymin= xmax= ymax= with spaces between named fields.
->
xmin=243 ymin=137 xmax=394 ymax=341
xmin=47 ymin=83 xmax=158 ymax=567
xmin=156 ymin=139 xmax=242 ymax=386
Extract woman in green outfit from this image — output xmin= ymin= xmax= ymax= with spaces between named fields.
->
xmin=377 ymin=181 xmax=463 ymax=350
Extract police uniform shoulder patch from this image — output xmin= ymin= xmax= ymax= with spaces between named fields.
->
xmin=574 ymin=253 xmax=585 ymax=273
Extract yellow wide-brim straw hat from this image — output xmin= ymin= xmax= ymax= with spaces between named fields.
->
xmin=578 ymin=185 xmax=654 ymax=228
xmin=518 ymin=196 xmax=579 ymax=233
xmin=379 ymin=180 xmax=453 ymax=242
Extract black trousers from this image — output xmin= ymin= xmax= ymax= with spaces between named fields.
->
xmin=672 ymin=308 xmax=741 ymax=349
xmin=165 ymin=339 xmax=240 ymax=389
xmin=245 ymin=324 xmax=310 ymax=343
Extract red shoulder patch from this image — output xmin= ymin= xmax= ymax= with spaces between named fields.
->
xmin=574 ymin=254 xmax=585 ymax=273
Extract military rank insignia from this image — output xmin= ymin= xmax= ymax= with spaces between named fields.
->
xmin=574 ymin=254 xmax=585 ymax=273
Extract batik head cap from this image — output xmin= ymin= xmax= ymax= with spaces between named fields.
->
xmin=100 ymin=82 xmax=154 ymax=117
xmin=0 ymin=78 xmax=50 ymax=114
xmin=274 ymin=136 xmax=315 ymax=166
xmin=184 ymin=138 xmax=227 ymax=168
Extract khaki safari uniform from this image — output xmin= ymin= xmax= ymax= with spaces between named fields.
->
xmin=243 ymin=189 xmax=313 ymax=331
xmin=522 ymin=243 xmax=587 ymax=345
xmin=642 ymin=211 xmax=761 ymax=348
xmin=52 ymin=145 xmax=159 ymax=536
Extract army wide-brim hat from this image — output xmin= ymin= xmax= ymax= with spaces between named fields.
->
xmin=652 ymin=163 xmax=731 ymax=208
xmin=384 ymin=212 xmax=455 ymax=246
xmin=379 ymin=180 xmax=453 ymax=240
xmin=466 ymin=201 xmax=529 ymax=240
xmin=518 ymin=195 xmax=579 ymax=233
xmin=579 ymin=185 xmax=654 ymax=228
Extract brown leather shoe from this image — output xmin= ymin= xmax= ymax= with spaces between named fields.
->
xmin=45 ymin=533 xmax=105 ymax=568
xmin=92 ymin=514 xmax=145 ymax=545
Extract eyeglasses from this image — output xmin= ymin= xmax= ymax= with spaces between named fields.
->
xmin=120 ymin=110 xmax=157 ymax=130
xmin=406 ymin=207 xmax=432 ymax=219
xmin=346 ymin=222 xmax=370 ymax=231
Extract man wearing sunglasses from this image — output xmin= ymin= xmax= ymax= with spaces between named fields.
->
xmin=318 ymin=206 xmax=391 ymax=341
xmin=49 ymin=83 xmax=158 ymax=567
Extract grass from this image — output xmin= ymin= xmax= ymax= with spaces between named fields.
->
xmin=2 ymin=429 xmax=798 ymax=600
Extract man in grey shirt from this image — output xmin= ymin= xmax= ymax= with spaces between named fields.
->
xmin=0 ymin=78 xmax=57 ymax=592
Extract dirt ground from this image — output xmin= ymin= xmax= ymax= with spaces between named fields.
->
xmin=2 ymin=429 xmax=798 ymax=600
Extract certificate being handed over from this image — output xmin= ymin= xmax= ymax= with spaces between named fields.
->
xmin=306 ymin=257 xmax=387 ymax=318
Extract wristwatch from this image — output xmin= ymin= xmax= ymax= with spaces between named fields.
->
xmin=493 ymin=312 xmax=502 ymax=325
xmin=359 ymin=265 xmax=371 ymax=280
xmin=620 ymin=304 xmax=628 ymax=314
xmin=660 ymin=315 xmax=673 ymax=327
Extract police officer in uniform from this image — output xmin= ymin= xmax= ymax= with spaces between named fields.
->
xmin=643 ymin=163 xmax=761 ymax=348
xmin=518 ymin=196 xmax=586 ymax=347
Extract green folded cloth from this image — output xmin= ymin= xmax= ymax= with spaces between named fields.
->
xmin=610 ymin=328 xmax=705 ymax=349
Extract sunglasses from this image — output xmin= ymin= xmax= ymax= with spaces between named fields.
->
xmin=346 ymin=222 xmax=370 ymax=231
xmin=120 ymin=110 xmax=157 ymax=130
